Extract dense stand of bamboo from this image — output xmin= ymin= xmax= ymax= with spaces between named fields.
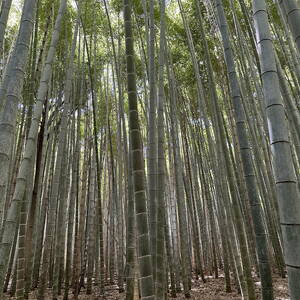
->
xmin=0 ymin=0 xmax=299 ymax=299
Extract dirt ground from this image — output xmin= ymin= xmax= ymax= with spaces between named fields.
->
xmin=98 ymin=274 xmax=290 ymax=300
xmin=5 ymin=274 xmax=289 ymax=300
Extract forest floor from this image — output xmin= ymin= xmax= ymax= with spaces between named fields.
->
xmin=95 ymin=273 xmax=290 ymax=300
xmin=5 ymin=274 xmax=289 ymax=300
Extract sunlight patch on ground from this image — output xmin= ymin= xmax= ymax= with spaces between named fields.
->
xmin=277 ymin=285 xmax=288 ymax=290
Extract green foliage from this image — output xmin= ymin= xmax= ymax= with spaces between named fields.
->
xmin=5 ymin=0 xmax=298 ymax=160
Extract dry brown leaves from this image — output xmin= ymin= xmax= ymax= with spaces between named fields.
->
xmin=4 ymin=274 xmax=290 ymax=300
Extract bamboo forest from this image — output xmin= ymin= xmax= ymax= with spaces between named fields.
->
xmin=1 ymin=0 xmax=300 ymax=299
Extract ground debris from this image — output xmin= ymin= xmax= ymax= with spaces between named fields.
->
xmin=4 ymin=275 xmax=289 ymax=300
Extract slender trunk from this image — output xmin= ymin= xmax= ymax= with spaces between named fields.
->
xmin=253 ymin=1 xmax=300 ymax=298
xmin=214 ymin=1 xmax=274 ymax=298
xmin=123 ymin=0 xmax=155 ymax=298
xmin=0 ymin=0 xmax=37 ymax=233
